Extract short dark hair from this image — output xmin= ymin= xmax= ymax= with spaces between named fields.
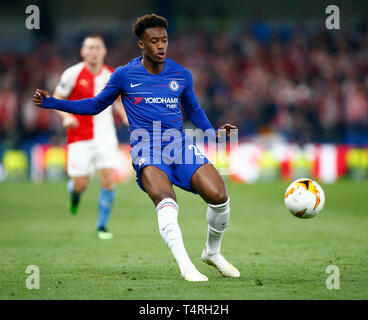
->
xmin=82 ymin=33 xmax=105 ymax=46
xmin=134 ymin=14 xmax=168 ymax=39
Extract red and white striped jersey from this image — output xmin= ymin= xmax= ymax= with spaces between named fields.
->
xmin=55 ymin=62 xmax=118 ymax=144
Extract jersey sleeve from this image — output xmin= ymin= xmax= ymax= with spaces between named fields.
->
xmin=54 ymin=66 xmax=79 ymax=98
xmin=181 ymin=69 xmax=215 ymax=132
xmin=41 ymin=66 xmax=125 ymax=115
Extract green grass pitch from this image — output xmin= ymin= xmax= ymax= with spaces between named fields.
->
xmin=0 ymin=178 xmax=367 ymax=299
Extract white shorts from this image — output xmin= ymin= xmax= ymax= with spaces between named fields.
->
xmin=67 ymin=139 xmax=119 ymax=177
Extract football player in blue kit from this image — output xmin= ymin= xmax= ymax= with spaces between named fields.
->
xmin=33 ymin=14 xmax=240 ymax=282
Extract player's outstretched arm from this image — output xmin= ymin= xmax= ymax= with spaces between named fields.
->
xmin=33 ymin=89 xmax=112 ymax=115
xmin=33 ymin=66 xmax=124 ymax=115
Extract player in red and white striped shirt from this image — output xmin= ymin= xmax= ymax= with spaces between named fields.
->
xmin=54 ymin=34 xmax=128 ymax=239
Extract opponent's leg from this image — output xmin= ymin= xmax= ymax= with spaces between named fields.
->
xmin=141 ymin=165 xmax=208 ymax=282
xmin=66 ymin=141 xmax=92 ymax=215
xmin=96 ymin=168 xmax=116 ymax=240
xmin=68 ymin=176 xmax=89 ymax=215
xmin=191 ymin=163 xmax=240 ymax=277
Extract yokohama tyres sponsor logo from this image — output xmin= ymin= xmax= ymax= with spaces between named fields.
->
xmin=144 ymin=97 xmax=178 ymax=104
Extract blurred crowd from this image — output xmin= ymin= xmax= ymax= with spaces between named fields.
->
xmin=1 ymin=17 xmax=368 ymax=149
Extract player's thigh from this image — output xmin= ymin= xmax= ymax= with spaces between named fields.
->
xmin=190 ymin=163 xmax=228 ymax=205
xmin=99 ymin=168 xmax=115 ymax=191
xmin=67 ymin=141 xmax=94 ymax=178
xmin=140 ymin=165 xmax=176 ymax=206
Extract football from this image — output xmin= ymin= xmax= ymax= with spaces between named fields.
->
xmin=284 ymin=178 xmax=325 ymax=219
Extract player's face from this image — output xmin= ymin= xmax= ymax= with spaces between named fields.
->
xmin=139 ymin=27 xmax=168 ymax=64
xmin=81 ymin=37 xmax=107 ymax=66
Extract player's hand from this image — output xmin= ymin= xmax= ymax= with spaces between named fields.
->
xmin=217 ymin=123 xmax=238 ymax=139
xmin=33 ymin=89 xmax=51 ymax=107
xmin=62 ymin=115 xmax=79 ymax=129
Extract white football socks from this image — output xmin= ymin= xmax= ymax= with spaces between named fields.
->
xmin=156 ymin=198 xmax=195 ymax=277
xmin=205 ymin=197 xmax=230 ymax=255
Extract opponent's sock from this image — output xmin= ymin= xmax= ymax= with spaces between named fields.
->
xmin=156 ymin=198 xmax=201 ymax=278
xmin=205 ymin=197 xmax=230 ymax=255
xmin=67 ymin=180 xmax=82 ymax=214
xmin=96 ymin=188 xmax=116 ymax=230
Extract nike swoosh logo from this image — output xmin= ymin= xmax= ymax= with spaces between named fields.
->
xmin=130 ymin=83 xmax=142 ymax=88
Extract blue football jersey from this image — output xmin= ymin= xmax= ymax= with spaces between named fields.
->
xmin=41 ymin=56 xmax=215 ymax=146
xmin=119 ymin=57 xmax=187 ymax=132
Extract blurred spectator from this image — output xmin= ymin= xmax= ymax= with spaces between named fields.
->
xmin=0 ymin=71 xmax=18 ymax=147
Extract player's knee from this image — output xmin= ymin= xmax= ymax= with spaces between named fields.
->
xmin=74 ymin=184 xmax=87 ymax=193
xmin=100 ymin=169 xmax=115 ymax=191
xmin=101 ymin=179 xmax=115 ymax=191
xmin=73 ymin=179 xmax=88 ymax=193
xmin=207 ymin=185 xmax=228 ymax=205
xmin=150 ymin=190 xmax=176 ymax=206
xmin=157 ymin=191 xmax=176 ymax=204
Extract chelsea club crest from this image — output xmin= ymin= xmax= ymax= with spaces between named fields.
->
xmin=169 ymin=80 xmax=179 ymax=91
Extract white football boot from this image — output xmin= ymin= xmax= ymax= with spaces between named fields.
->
xmin=201 ymin=247 xmax=240 ymax=278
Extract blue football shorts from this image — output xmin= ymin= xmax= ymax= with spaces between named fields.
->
xmin=131 ymin=137 xmax=210 ymax=193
